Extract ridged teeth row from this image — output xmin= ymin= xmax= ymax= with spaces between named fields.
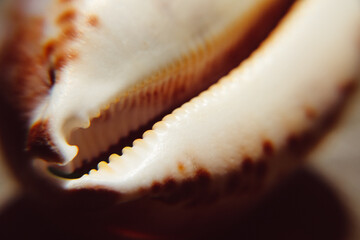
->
xmin=62 ymin=0 xmax=290 ymax=174
xmin=64 ymin=38 xmax=220 ymax=172
xmin=87 ymin=138 xmax=154 ymax=179
xmin=81 ymin=124 xmax=162 ymax=182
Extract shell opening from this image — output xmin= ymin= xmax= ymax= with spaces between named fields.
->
xmin=46 ymin=0 xmax=295 ymax=179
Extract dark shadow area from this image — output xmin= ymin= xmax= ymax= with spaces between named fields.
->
xmin=210 ymin=168 xmax=349 ymax=240
xmin=0 ymin=167 xmax=350 ymax=240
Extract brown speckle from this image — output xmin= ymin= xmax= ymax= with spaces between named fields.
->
xmin=63 ymin=26 xmax=80 ymax=40
xmin=54 ymin=55 xmax=67 ymax=70
xmin=177 ymin=162 xmax=185 ymax=173
xmin=58 ymin=0 xmax=74 ymax=3
xmin=153 ymin=87 xmax=159 ymax=98
xmin=57 ymin=9 xmax=77 ymax=25
xmin=48 ymin=66 xmax=56 ymax=85
xmin=43 ymin=40 xmax=57 ymax=59
xmin=145 ymin=91 xmax=152 ymax=102
xmin=262 ymin=140 xmax=274 ymax=156
xmin=304 ymin=106 xmax=317 ymax=120
xmin=87 ymin=15 xmax=99 ymax=27
xmin=287 ymin=134 xmax=299 ymax=148
xmin=0 ymin=17 xmax=52 ymax=113
xmin=338 ymin=80 xmax=356 ymax=95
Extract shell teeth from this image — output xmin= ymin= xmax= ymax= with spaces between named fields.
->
xmin=65 ymin=50 xmax=207 ymax=173
xmin=98 ymin=161 xmax=108 ymax=168
xmin=97 ymin=161 xmax=114 ymax=174
xmin=132 ymin=139 xmax=143 ymax=147
xmin=152 ymin=122 xmax=167 ymax=131
xmin=121 ymin=147 xmax=133 ymax=156
xmin=109 ymin=153 xmax=121 ymax=163
xmin=162 ymin=114 xmax=177 ymax=123
xmin=142 ymin=130 xmax=154 ymax=139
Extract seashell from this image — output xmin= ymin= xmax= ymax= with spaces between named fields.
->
xmin=0 ymin=0 xmax=359 ymax=237
xmin=25 ymin=0 xmax=292 ymax=173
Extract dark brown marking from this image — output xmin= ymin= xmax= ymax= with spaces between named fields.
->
xmin=43 ymin=40 xmax=57 ymax=59
xmin=305 ymin=106 xmax=317 ymax=120
xmin=256 ymin=160 xmax=268 ymax=179
xmin=287 ymin=134 xmax=299 ymax=148
xmin=54 ymin=55 xmax=67 ymax=70
xmin=195 ymin=168 xmax=211 ymax=186
xmin=87 ymin=15 xmax=99 ymax=27
xmin=57 ymin=9 xmax=77 ymax=25
xmin=242 ymin=156 xmax=253 ymax=172
xmin=48 ymin=66 xmax=56 ymax=85
xmin=145 ymin=91 xmax=152 ymax=102
xmin=338 ymin=80 xmax=356 ymax=96
xmin=262 ymin=140 xmax=274 ymax=156
xmin=27 ymin=121 xmax=62 ymax=163
xmin=150 ymin=181 xmax=161 ymax=193
xmin=163 ymin=178 xmax=177 ymax=192
xmin=153 ymin=88 xmax=159 ymax=98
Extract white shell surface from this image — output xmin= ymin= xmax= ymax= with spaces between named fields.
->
xmin=29 ymin=0 xmax=273 ymax=164
xmin=66 ymin=0 xmax=360 ymax=196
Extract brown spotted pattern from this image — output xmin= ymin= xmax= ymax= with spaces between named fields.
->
xmin=47 ymin=6 xmax=81 ymax=72
xmin=56 ymin=9 xmax=77 ymax=25
xmin=141 ymin=94 xmax=354 ymax=206
xmin=87 ymin=15 xmax=99 ymax=27
xmin=262 ymin=140 xmax=274 ymax=156
xmin=0 ymin=1 xmax=87 ymax=116
xmin=0 ymin=16 xmax=50 ymax=114
xmin=304 ymin=105 xmax=317 ymax=120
